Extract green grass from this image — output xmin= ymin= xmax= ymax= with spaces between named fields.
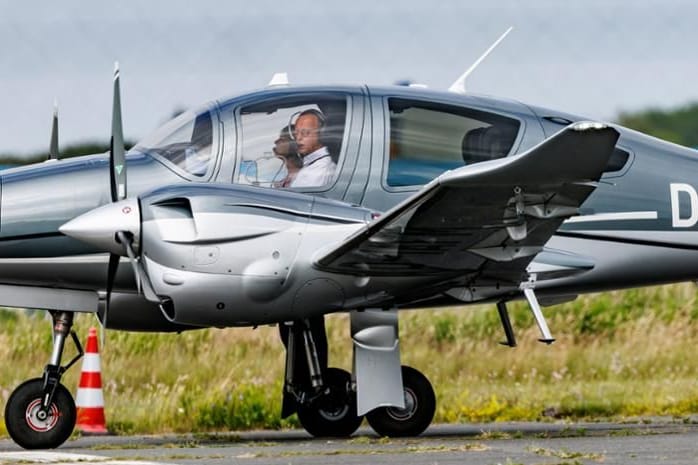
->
xmin=2 ymin=283 xmax=698 ymax=435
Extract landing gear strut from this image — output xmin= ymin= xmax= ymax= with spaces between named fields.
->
xmin=280 ymin=317 xmax=363 ymax=437
xmin=4 ymin=311 xmax=83 ymax=449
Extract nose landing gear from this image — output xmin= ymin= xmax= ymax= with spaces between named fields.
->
xmin=4 ymin=311 xmax=83 ymax=449
xmin=5 ymin=379 xmax=76 ymax=449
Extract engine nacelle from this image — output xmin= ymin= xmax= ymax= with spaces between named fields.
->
xmin=138 ymin=184 xmax=371 ymax=327
xmin=101 ymin=292 xmax=197 ymax=332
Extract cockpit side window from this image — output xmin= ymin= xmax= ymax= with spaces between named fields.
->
xmin=386 ymin=98 xmax=520 ymax=187
xmin=132 ymin=109 xmax=214 ymax=178
xmin=237 ymin=95 xmax=348 ymax=189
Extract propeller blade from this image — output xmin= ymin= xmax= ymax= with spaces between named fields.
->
xmin=135 ymin=260 xmax=160 ymax=303
xmin=105 ymin=252 xmax=120 ymax=331
xmin=110 ymin=61 xmax=126 ymax=202
xmin=49 ymin=100 xmax=59 ymax=160
xmin=116 ymin=231 xmax=141 ymax=294
xmin=116 ymin=230 xmax=159 ymax=303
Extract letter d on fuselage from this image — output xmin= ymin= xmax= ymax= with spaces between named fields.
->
xmin=670 ymin=183 xmax=698 ymax=228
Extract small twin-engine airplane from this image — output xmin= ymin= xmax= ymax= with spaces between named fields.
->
xmin=3 ymin=40 xmax=698 ymax=449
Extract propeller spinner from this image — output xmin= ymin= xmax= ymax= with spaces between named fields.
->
xmin=59 ymin=199 xmax=140 ymax=256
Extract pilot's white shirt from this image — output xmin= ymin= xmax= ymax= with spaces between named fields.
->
xmin=290 ymin=146 xmax=336 ymax=188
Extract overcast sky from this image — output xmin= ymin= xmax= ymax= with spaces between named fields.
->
xmin=1 ymin=0 xmax=697 ymax=156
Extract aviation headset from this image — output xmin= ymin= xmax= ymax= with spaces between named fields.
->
xmin=288 ymin=108 xmax=327 ymax=144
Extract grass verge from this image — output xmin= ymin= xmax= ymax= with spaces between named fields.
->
xmin=1 ymin=283 xmax=698 ymax=434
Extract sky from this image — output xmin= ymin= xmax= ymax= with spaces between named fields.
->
xmin=1 ymin=0 xmax=697 ymax=156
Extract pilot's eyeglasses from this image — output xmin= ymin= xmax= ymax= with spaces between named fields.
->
xmin=295 ymin=128 xmax=317 ymax=138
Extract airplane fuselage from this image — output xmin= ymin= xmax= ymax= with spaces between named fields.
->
xmin=1 ymin=85 xmax=697 ymax=329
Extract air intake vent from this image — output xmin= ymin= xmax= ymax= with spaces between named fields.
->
xmin=605 ymin=147 xmax=630 ymax=173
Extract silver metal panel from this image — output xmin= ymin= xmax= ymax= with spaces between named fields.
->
xmin=0 ymin=153 xmax=179 ymax=245
xmin=104 ymin=292 xmax=196 ymax=332
xmin=351 ymin=309 xmax=404 ymax=416
xmin=144 ymin=255 xmax=302 ymax=326
xmin=0 ymin=284 xmax=97 ymax=312
xmin=538 ymin=234 xmax=698 ymax=294
xmin=143 ymin=214 xmax=304 ymax=278
xmin=0 ymin=254 xmax=136 ymax=291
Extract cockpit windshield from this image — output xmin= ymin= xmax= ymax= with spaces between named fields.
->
xmin=130 ymin=108 xmax=214 ymax=177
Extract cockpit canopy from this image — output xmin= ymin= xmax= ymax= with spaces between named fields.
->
xmin=130 ymin=107 xmax=214 ymax=178
xmin=127 ymin=86 xmax=529 ymax=190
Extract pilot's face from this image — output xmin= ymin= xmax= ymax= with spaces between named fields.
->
xmin=294 ymin=114 xmax=322 ymax=156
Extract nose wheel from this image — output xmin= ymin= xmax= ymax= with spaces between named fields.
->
xmin=366 ymin=366 xmax=435 ymax=437
xmin=5 ymin=378 xmax=76 ymax=449
xmin=4 ymin=311 xmax=82 ymax=449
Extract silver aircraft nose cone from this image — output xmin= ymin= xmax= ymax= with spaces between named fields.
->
xmin=59 ymin=198 xmax=140 ymax=256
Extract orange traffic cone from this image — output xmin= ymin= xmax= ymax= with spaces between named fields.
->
xmin=75 ymin=327 xmax=108 ymax=434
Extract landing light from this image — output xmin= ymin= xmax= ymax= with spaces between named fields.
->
xmin=572 ymin=121 xmax=607 ymax=131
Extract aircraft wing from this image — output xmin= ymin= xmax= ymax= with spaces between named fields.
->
xmin=315 ymin=122 xmax=619 ymax=289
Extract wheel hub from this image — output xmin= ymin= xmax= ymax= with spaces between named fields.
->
xmin=386 ymin=387 xmax=418 ymax=421
xmin=25 ymin=399 xmax=59 ymax=432
xmin=317 ymin=388 xmax=350 ymax=420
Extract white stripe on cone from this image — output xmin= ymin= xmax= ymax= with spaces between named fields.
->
xmin=75 ymin=388 xmax=105 ymax=408
xmin=80 ymin=353 xmax=101 ymax=372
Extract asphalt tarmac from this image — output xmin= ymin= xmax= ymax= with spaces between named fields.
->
xmin=1 ymin=420 xmax=697 ymax=465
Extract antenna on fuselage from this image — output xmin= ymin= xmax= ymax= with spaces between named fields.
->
xmin=48 ymin=100 xmax=59 ymax=160
xmin=448 ymin=26 xmax=513 ymax=95
xmin=268 ymin=72 xmax=289 ymax=87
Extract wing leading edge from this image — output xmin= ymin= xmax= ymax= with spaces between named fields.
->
xmin=314 ymin=122 xmax=619 ymax=290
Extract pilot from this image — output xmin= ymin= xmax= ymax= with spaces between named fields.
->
xmin=272 ymin=125 xmax=302 ymax=188
xmin=289 ymin=109 xmax=336 ymax=187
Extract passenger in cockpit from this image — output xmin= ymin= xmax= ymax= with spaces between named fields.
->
xmin=273 ymin=125 xmax=302 ymax=188
xmin=290 ymin=109 xmax=336 ymax=187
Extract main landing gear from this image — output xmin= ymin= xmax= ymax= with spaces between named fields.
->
xmin=280 ymin=317 xmax=435 ymax=438
xmin=365 ymin=365 xmax=436 ymax=437
xmin=280 ymin=317 xmax=362 ymax=437
xmin=4 ymin=312 xmax=83 ymax=449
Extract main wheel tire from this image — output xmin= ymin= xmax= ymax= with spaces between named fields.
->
xmin=5 ymin=378 xmax=76 ymax=449
xmin=297 ymin=367 xmax=363 ymax=437
xmin=366 ymin=365 xmax=435 ymax=437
